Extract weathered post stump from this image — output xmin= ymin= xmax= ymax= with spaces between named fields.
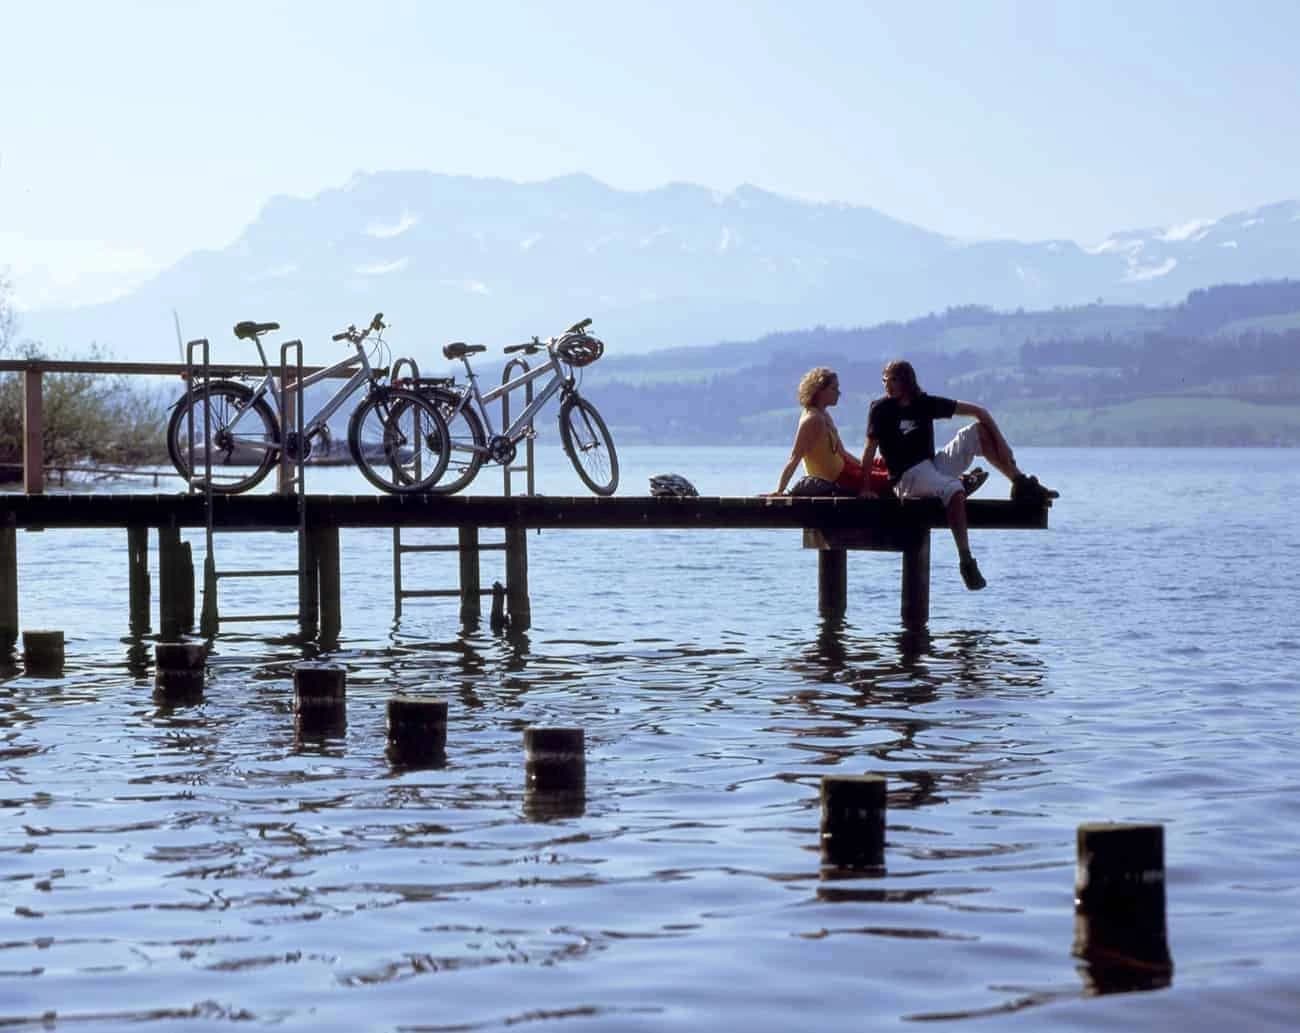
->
xmin=386 ymin=695 xmax=448 ymax=767
xmin=820 ymin=774 xmax=887 ymax=870
xmin=524 ymin=726 xmax=586 ymax=820
xmin=293 ymin=662 xmax=347 ymax=736
xmin=154 ymin=641 xmax=206 ymax=702
xmin=1073 ymin=822 xmax=1172 ymax=991
xmin=490 ymin=581 xmax=508 ymax=632
xmin=22 ymin=629 xmax=64 ymax=677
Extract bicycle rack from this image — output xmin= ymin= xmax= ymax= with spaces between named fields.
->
xmin=500 ymin=355 xmax=537 ymax=498
xmin=197 ymin=338 xmax=308 ymax=637
xmin=389 ymin=355 xmax=532 ymax=622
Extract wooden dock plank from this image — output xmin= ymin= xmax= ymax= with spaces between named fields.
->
xmin=0 ymin=493 xmax=1050 ymax=533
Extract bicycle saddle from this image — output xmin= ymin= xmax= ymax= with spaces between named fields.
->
xmin=443 ymin=342 xmax=486 ymax=360
xmin=234 ymin=320 xmax=280 ymax=339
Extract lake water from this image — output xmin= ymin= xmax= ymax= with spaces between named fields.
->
xmin=2 ymin=446 xmax=1299 ymax=1031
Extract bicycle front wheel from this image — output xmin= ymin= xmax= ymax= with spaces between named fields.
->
xmin=558 ymin=395 xmax=619 ymax=495
xmin=166 ymin=380 xmax=280 ymax=494
xmin=347 ymin=387 xmax=451 ymax=494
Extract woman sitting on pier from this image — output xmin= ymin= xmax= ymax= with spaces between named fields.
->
xmin=768 ymin=367 xmax=890 ymax=497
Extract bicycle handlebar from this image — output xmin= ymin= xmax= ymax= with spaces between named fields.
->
xmin=567 ymin=317 xmax=592 ymax=334
xmin=504 ymin=336 xmax=543 ymax=354
xmin=332 ymin=313 xmax=386 ymax=344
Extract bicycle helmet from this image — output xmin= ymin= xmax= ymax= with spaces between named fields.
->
xmin=555 ymin=332 xmax=604 ymax=368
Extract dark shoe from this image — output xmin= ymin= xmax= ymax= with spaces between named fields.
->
xmin=959 ymin=553 xmax=987 ymax=591
xmin=1012 ymin=473 xmax=1059 ymax=503
xmin=961 ymin=467 xmax=989 ymax=498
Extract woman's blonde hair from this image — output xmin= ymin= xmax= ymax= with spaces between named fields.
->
xmin=797 ymin=367 xmax=837 ymax=408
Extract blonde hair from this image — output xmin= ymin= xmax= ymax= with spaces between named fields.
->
xmin=797 ymin=367 xmax=837 ymax=408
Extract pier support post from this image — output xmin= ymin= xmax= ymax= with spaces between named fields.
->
xmin=199 ymin=548 xmax=218 ymax=638
xmin=22 ymin=369 xmax=43 ymax=495
xmin=300 ymin=526 xmax=322 ymax=640
xmin=505 ymin=524 xmax=531 ymax=632
xmin=1 ymin=526 xmax=17 ymax=651
xmin=179 ymin=540 xmax=194 ymax=632
xmin=128 ymin=526 xmax=150 ymax=637
xmin=158 ymin=526 xmax=185 ymax=641
xmin=817 ymin=548 xmax=847 ymax=619
xmin=458 ymin=526 xmax=481 ymax=622
xmin=316 ymin=526 xmax=341 ymax=642
xmin=901 ymin=531 xmax=930 ymax=629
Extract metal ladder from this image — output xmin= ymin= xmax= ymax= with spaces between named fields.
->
xmin=189 ymin=336 xmax=310 ymax=637
xmin=392 ymin=354 xmax=535 ymax=620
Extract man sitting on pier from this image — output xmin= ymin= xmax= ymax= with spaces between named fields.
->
xmin=861 ymin=359 xmax=1058 ymax=591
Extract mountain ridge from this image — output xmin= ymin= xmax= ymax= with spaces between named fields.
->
xmin=16 ymin=171 xmax=1300 ymax=362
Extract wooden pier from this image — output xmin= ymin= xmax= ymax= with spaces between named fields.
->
xmin=0 ymin=492 xmax=1049 ymax=643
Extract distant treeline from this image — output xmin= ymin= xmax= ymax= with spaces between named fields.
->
xmin=596 ymin=280 xmax=1300 ymax=444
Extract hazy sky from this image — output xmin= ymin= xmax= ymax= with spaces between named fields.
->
xmin=2 ymin=0 xmax=1297 ymax=309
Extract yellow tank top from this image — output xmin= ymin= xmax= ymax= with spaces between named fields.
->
xmin=802 ymin=413 xmax=845 ymax=481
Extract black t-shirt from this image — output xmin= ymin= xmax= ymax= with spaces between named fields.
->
xmin=867 ymin=393 xmax=958 ymax=481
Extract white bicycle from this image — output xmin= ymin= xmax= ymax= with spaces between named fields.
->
xmin=399 ymin=317 xmax=619 ymax=495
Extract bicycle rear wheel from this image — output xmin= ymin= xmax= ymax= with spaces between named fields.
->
xmin=426 ymin=390 xmax=487 ymax=495
xmin=347 ymin=387 xmax=450 ymax=494
xmin=166 ymin=380 xmax=280 ymax=494
xmin=558 ymin=395 xmax=619 ymax=495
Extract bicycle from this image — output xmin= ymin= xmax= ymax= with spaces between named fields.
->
xmin=166 ymin=313 xmax=450 ymax=494
xmin=399 ymin=317 xmax=619 ymax=495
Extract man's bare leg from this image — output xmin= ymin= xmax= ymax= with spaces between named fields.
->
xmin=947 ymin=490 xmax=986 ymax=590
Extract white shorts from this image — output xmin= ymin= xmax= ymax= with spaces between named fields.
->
xmin=896 ymin=423 xmax=983 ymax=505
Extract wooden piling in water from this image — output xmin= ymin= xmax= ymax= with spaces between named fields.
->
xmin=127 ymin=526 xmax=150 ymax=637
xmin=489 ymin=581 xmax=507 ymax=631
xmin=0 ymin=526 xmax=17 ymax=650
xmin=458 ymin=526 xmax=481 ymax=622
xmin=386 ymin=695 xmax=448 ymax=767
xmin=524 ymin=726 xmax=586 ymax=820
xmin=1073 ymin=822 xmax=1171 ymax=981
xmin=817 ymin=549 xmax=847 ymax=619
xmin=293 ymin=662 xmax=346 ymax=735
xmin=23 ymin=629 xmax=64 ymax=677
xmin=154 ymin=641 xmax=205 ymax=701
xmin=819 ymin=774 xmax=887 ymax=870
xmin=505 ymin=524 xmax=530 ymax=631
xmin=524 ymin=727 xmax=585 ymax=791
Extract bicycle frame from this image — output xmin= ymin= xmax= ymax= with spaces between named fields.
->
xmin=452 ymin=351 xmax=573 ymax=446
xmin=221 ymin=337 xmax=379 ymax=448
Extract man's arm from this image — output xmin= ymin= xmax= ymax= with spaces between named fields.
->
xmin=954 ymin=401 xmax=1012 ymax=456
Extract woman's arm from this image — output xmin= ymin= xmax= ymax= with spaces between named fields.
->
xmin=766 ymin=413 xmax=822 ymax=495
xmin=858 ymin=437 xmax=879 ymax=497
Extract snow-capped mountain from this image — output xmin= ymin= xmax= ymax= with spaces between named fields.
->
xmin=20 ymin=172 xmax=1300 ymax=362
